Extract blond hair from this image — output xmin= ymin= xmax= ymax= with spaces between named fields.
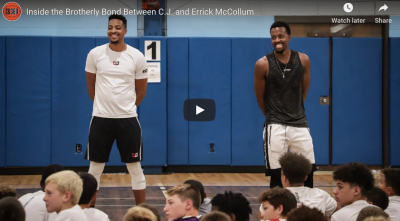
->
xmin=123 ymin=206 xmax=157 ymax=221
xmin=362 ymin=217 xmax=391 ymax=221
xmin=45 ymin=170 xmax=83 ymax=205
xmin=166 ymin=184 xmax=201 ymax=210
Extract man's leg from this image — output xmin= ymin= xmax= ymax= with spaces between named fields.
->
xmin=88 ymin=161 xmax=106 ymax=207
xmin=127 ymin=162 xmax=146 ymax=205
xmin=264 ymin=123 xmax=288 ymax=188
xmin=287 ymin=126 xmax=316 ymax=188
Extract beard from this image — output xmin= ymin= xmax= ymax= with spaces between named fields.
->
xmin=110 ymin=39 xmax=119 ymax=44
xmin=275 ymin=48 xmax=285 ymax=54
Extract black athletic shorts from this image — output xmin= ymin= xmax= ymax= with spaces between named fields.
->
xmin=85 ymin=116 xmax=143 ymax=163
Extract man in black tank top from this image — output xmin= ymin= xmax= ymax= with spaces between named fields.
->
xmin=254 ymin=21 xmax=316 ymax=189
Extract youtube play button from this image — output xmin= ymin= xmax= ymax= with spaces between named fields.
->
xmin=184 ymin=99 xmax=216 ymax=121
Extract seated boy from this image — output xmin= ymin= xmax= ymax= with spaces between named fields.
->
xmin=19 ymin=164 xmax=64 ymax=221
xmin=378 ymin=168 xmax=400 ymax=221
xmin=0 ymin=197 xmax=26 ymax=221
xmin=163 ymin=183 xmax=201 ymax=221
xmin=123 ymin=206 xmax=157 ymax=221
xmin=201 ymin=211 xmax=231 ymax=221
xmin=78 ymin=172 xmax=110 ymax=221
xmin=0 ymin=185 xmax=17 ymax=200
xmin=258 ymin=187 xmax=297 ymax=221
xmin=43 ymin=170 xmax=89 ymax=221
xmin=184 ymin=179 xmax=211 ymax=215
xmin=286 ymin=206 xmax=327 ymax=221
xmin=211 ymin=191 xmax=252 ymax=221
xmin=366 ymin=187 xmax=389 ymax=210
xmin=331 ymin=162 xmax=375 ymax=221
xmin=279 ymin=152 xmax=337 ymax=217
xmin=138 ymin=203 xmax=161 ymax=221
xmin=356 ymin=206 xmax=390 ymax=221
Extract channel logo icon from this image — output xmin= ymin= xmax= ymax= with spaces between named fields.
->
xmin=184 ymin=99 xmax=216 ymax=122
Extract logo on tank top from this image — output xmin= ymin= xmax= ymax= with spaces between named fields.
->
xmin=113 ymin=61 xmax=119 ymax=65
xmin=132 ymin=153 xmax=138 ymax=158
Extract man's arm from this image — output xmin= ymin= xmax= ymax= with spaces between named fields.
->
xmin=254 ymin=58 xmax=268 ymax=117
xmin=300 ymin=53 xmax=311 ymax=102
xmin=135 ymin=78 xmax=148 ymax=106
xmin=86 ymin=72 xmax=96 ymax=101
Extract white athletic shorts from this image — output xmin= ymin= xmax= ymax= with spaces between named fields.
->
xmin=263 ymin=123 xmax=315 ymax=171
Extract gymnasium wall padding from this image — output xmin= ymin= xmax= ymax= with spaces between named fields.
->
xmin=139 ymin=37 xmax=167 ymax=166
xmin=188 ymin=38 xmax=231 ymax=165
xmin=93 ymin=37 xmax=139 ymax=166
xmin=290 ymin=38 xmax=330 ymax=165
xmin=390 ymin=37 xmax=400 ymax=166
xmin=167 ymin=38 xmax=189 ymax=165
xmin=231 ymin=38 xmax=272 ymax=166
xmin=332 ymin=38 xmax=382 ymax=165
xmin=51 ymin=37 xmax=95 ymax=166
xmin=0 ymin=37 xmax=5 ymax=167
xmin=6 ymin=37 xmax=51 ymax=166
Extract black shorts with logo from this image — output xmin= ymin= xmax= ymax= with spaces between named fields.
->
xmin=85 ymin=116 xmax=143 ymax=163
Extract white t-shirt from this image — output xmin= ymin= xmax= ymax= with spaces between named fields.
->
xmin=85 ymin=43 xmax=148 ymax=118
xmin=83 ymin=207 xmax=110 ymax=221
xmin=385 ymin=196 xmax=400 ymax=221
xmin=287 ymin=186 xmax=337 ymax=216
xmin=18 ymin=190 xmax=57 ymax=221
xmin=331 ymin=200 xmax=373 ymax=221
xmin=55 ymin=205 xmax=89 ymax=221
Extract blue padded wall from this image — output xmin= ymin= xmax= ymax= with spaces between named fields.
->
xmin=6 ymin=37 xmax=51 ymax=166
xmin=390 ymin=37 xmax=400 ymax=166
xmin=0 ymin=37 xmax=5 ymax=167
xmin=51 ymin=37 xmax=95 ymax=166
xmin=188 ymin=38 xmax=231 ymax=165
xmin=231 ymin=38 xmax=271 ymax=166
xmin=139 ymin=36 xmax=167 ymax=166
xmin=92 ymin=37 xmax=139 ymax=166
xmin=332 ymin=38 xmax=382 ymax=165
xmin=290 ymin=38 xmax=330 ymax=165
xmin=167 ymin=38 xmax=189 ymax=165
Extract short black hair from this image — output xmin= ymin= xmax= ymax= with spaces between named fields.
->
xmin=0 ymin=197 xmax=26 ymax=221
xmin=211 ymin=191 xmax=252 ymax=221
xmin=356 ymin=206 xmax=389 ymax=221
xmin=381 ymin=168 xmax=400 ymax=195
xmin=40 ymin=164 xmax=65 ymax=190
xmin=366 ymin=187 xmax=389 ymax=210
xmin=287 ymin=206 xmax=327 ymax=221
xmin=109 ymin=14 xmax=127 ymax=28
xmin=138 ymin=203 xmax=161 ymax=221
xmin=258 ymin=187 xmax=297 ymax=217
xmin=333 ymin=162 xmax=374 ymax=197
xmin=270 ymin=21 xmax=291 ymax=35
xmin=78 ymin=172 xmax=98 ymax=205
xmin=279 ymin=152 xmax=311 ymax=185
xmin=202 ymin=211 xmax=231 ymax=221
xmin=184 ymin=179 xmax=205 ymax=204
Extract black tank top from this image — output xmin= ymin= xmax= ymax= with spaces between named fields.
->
xmin=264 ymin=50 xmax=308 ymax=127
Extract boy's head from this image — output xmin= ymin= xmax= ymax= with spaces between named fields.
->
xmin=138 ymin=203 xmax=161 ymax=221
xmin=356 ymin=206 xmax=389 ymax=221
xmin=366 ymin=187 xmax=389 ymax=210
xmin=286 ymin=206 xmax=327 ymax=221
xmin=123 ymin=206 xmax=157 ymax=221
xmin=43 ymin=170 xmax=83 ymax=213
xmin=78 ymin=172 xmax=98 ymax=205
xmin=378 ymin=168 xmax=400 ymax=197
xmin=333 ymin=162 xmax=374 ymax=206
xmin=0 ymin=197 xmax=26 ymax=221
xmin=184 ymin=179 xmax=206 ymax=204
xmin=278 ymin=152 xmax=311 ymax=187
xmin=258 ymin=187 xmax=297 ymax=220
xmin=163 ymin=184 xmax=201 ymax=221
xmin=211 ymin=191 xmax=252 ymax=221
xmin=40 ymin=164 xmax=65 ymax=190
xmin=202 ymin=211 xmax=231 ymax=221
xmin=0 ymin=185 xmax=17 ymax=200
